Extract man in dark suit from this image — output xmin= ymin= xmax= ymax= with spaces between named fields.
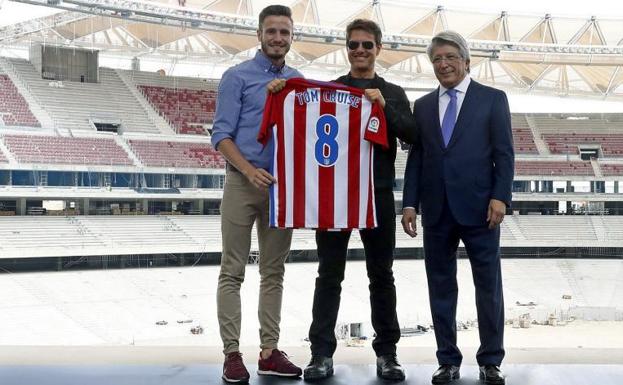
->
xmin=401 ymin=31 xmax=514 ymax=385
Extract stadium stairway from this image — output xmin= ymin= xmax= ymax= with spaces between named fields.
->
xmin=525 ymin=115 xmax=549 ymax=155
xmin=603 ymin=216 xmax=623 ymax=240
xmin=0 ymin=137 xmax=18 ymax=164
xmin=114 ymin=68 xmax=175 ymax=135
xmin=394 ymin=149 xmax=408 ymax=178
xmin=0 ymin=57 xmax=54 ymax=128
xmin=557 ymin=259 xmax=588 ymax=306
xmin=589 ymin=215 xmax=607 ymax=242
xmin=113 ymin=135 xmax=142 ymax=167
xmin=6 ymin=59 xmax=163 ymax=134
xmin=590 ymin=157 xmax=603 ymax=177
xmin=502 ymin=215 xmax=527 ymax=241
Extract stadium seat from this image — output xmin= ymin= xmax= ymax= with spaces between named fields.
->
xmin=0 ymin=74 xmax=40 ymax=127
xmin=3 ymin=134 xmax=133 ymax=166
xmin=128 ymin=139 xmax=224 ymax=168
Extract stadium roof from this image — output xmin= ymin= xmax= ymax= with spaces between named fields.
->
xmin=2 ymin=0 xmax=623 ymax=98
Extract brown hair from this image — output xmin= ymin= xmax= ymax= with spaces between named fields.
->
xmin=258 ymin=5 xmax=293 ymax=30
xmin=346 ymin=19 xmax=382 ymax=46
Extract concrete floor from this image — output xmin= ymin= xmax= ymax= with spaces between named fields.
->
xmin=1 ymin=363 xmax=622 ymax=385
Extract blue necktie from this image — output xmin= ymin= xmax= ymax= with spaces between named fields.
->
xmin=441 ymin=88 xmax=457 ymax=147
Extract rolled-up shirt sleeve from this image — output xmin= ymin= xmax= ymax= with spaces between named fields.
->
xmin=211 ymin=68 xmax=244 ymax=151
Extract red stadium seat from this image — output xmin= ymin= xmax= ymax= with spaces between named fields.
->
xmin=0 ymin=75 xmax=40 ymax=127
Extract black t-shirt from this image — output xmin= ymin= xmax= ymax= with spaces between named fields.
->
xmin=349 ymin=78 xmax=374 ymax=90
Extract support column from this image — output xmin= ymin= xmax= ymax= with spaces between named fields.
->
xmin=17 ymin=198 xmax=26 ymax=215
xmin=82 ymin=198 xmax=90 ymax=215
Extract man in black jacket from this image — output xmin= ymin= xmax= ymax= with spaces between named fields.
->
xmin=303 ymin=18 xmax=418 ymax=382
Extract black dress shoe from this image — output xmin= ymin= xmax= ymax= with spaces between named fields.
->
xmin=479 ymin=365 xmax=505 ymax=385
xmin=431 ymin=364 xmax=460 ymax=384
xmin=304 ymin=355 xmax=333 ymax=381
xmin=376 ymin=354 xmax=406 ymax=381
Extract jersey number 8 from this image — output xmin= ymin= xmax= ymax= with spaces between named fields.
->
xmin=315 ymin=114 xmax=339 ymax=167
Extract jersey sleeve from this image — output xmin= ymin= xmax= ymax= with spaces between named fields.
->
xmin=363 ymin=101 xmax=389 ymax=150
xmin=257 ymin=91 xmax=279 ymax=146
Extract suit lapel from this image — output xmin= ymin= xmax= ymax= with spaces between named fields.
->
xmin=446 ymin=80 xmax=479 ymax=149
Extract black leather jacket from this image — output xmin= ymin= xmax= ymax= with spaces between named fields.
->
xmin=334 ymin=73 xmax=418 ymax=190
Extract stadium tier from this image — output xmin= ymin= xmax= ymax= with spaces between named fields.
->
xmin=7 ymin=55 xmax=623 ymax=169
xmin=2 ymin=134 xmax=133 ymax=166
xmin=514 ymin=215 xmax=599 ymax=240
xmin=137 ymin=85 xmax=216 ymax=135
xmin=3 ymin=215 xmax=623 ymax=259
xmin=515 ymin=161 xmax=594 ymax=176
xmin=5 ymin=56 xmax=623 ymax=180
xmin=0 ymin=216 xmax=108 ymax=252
xmin=0 ymin=74 xmax=40 ymax=127
xmin=0 ymin=133 xmax=226 ymax=169
xmin=127 ymin=139 xmax=225 ymax=168
xmin=511 ymin=114 xmax=539 ymax=154
xmin=543 ymin=133 xmax=623 ymax=157
xmin=529 ymin=114 xmax=623 ymax=157
xmin=512 ymin=127 xmax=539 ymax=154
xmin=78 ymin=216 xmax=198 ymax=248
xmin=123 ymin=69 xmax=219 ymax=91
xmin=531 ymin=114 xmax=623 ymax=133
xmin=124 ymin=69 xmax=220 ymax=135
xmin=601 ymin=163 xmax=623 ymax=176
xmin=6 ymin=59 xmax=170 ymax=134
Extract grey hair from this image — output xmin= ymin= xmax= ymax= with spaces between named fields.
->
xmin=426 ymin=30 xmax=471 ymax=63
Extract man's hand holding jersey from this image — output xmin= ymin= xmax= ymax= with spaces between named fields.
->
xmin=364 ymin=88 xmax=385 ymax=108
xmin=267 ymin=79 xmax=287 ymax=93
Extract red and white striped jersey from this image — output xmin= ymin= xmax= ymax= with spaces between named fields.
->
xmin=258 ymin=78 xmax=388 ymax=230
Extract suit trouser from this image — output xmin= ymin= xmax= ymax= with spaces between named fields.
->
xmin=217 ymin=169 xmax=293 ymax=354
xmin=423 ymin=198 xmax=505 ymax=366
xmin=308 ymin=189 xmax=401 ymax=357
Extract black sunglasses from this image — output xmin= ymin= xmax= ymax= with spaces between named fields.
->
xmin=347 ymin=40 xmax=375 ymax=50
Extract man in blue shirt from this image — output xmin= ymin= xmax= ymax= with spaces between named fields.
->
xmin=211 ymin=5 xmax=303 ymax=383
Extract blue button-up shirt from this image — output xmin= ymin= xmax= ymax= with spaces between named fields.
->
xmin=211 ymin=50 xmax=302 ymax=169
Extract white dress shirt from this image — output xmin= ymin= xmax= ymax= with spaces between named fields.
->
xmin=438 ymin=75 xmax=471 ymax=127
